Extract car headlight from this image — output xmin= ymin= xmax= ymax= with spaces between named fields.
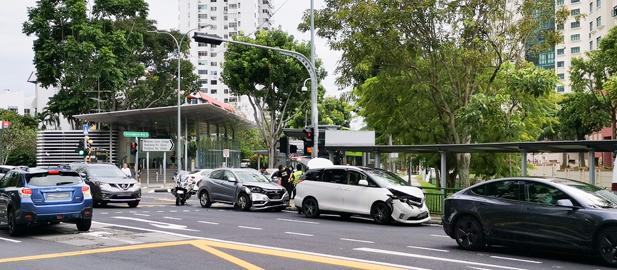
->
xmin=247 ymin=186 xmax=264 ymax=193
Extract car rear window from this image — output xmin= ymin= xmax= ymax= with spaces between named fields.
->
xmin=26 ymin=172 xmax=81 ymax=186
xmin=302 ymin=169 xmax=323 ymax=181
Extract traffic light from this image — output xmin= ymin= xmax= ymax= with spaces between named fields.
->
xmin=303 ymin=127 xmax=314 ymax=147
xmin=76 ymin=140 xmax=85 ymax=156
xmin=130 ymin=142 xmax=138 ymax=155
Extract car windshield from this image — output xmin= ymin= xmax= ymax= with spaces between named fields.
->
xmin=554 ymin=179 xmax=617 ymax=208
xmin=26 ymin=172 xmax=81 ymax=186
xmin=364 ymin=168 xmax=410 ymax=187
xmin=87 ymin=166 xmax=127 ymax=179
xmin=235 ymin=171 xmax=269 ymax=183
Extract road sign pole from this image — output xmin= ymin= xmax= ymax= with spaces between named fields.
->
xmin=146 ymin=151 xmax=150 ymax=189
xmin=163 ymin=152 xmax=167 ymax=188
xmin=134 ymin=137 xmax=139 ymax=181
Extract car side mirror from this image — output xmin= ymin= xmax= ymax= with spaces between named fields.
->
xmin=556 ymin=199 xmax=575 ymax=208
xmin=79 ymin=173 xmax=87 ymax=179
xmin=358 ymin=179 xmax=369 ymax=186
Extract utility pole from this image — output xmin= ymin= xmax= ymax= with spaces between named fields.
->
xmin=309 ymin=0 xmax=319 ymax=158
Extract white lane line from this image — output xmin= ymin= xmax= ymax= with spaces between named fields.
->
xmin=355 ymin=247 xmax=527 ymax=270
xmin=182 ymin=210 xmax=191 ymax=212
xmin=193 ymin=210 xmax=199 ymax=212
xmin=93 ymin=221 xmax=429 ymax=270
xmin=114 ymin=212 xmax=123 ymax=214
xmin=467 ymin=267 xmax=494 ymax=270
xmin=142 ymin=211 xmax=150 ymax=213
xmin=164 ymin=216 xmax=182 ymax=220
xmin=238 ymin=226 xmax=262 ymax=230
xmin=198 ymin=221 xmax=219 ymax=225
xmin=134 ymin=213 xmax=150 ymax=217
xmin=99 ymin=212 xmax=109 ymax=215
xmin=0 ymin=237 xmax=21 ymax=243
xmin=430 ymin=234 xmax=450 ymax=238
xmin=407 ymin=246 xmax=449 ymax=253
xmin=111 ymin=216 xmax=198 ymax=232
xmin=282 ymin=210 xmax=296 ymax=213
xmin=340 ymin=238 xmax=374 ymax=244
xmin=490 ymin=256 xmax=542 ymax=264
xmin=285 ymin=232 xmax=314 ymax=237
xmin=276 ymin=218 xmax=319 ymax=225
xmin=169 ymin=210 xmax=178 ymax=213
xmin=156 ymin=211 xmax=164 ymax=213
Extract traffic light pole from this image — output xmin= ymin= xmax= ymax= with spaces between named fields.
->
xmin=192 ymin=33 xmax=320 ymax=158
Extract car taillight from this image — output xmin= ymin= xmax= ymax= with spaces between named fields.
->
xmin=19 ymin=188 xmax=32 ymax=198
xmin=47 ymin=170 xmax=60 ymax=175
xmin=82 ymin=185 xmax=91 ymax=197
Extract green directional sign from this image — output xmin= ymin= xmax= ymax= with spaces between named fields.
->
xmin=123 ymin=131 xmax=150 ymax=138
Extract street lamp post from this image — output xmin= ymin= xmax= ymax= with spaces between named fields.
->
xmin=193 ymin=33 xmax=320 ymax=158
xmin=149 ymin=27 xmax=203 ymax=171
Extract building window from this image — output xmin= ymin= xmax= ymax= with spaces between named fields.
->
xmin=24 ymin=108 xmax=31 ymax=115
xmin=211 ymin=70 xmax=218 ymax=75
xmin=210 ymin=61 xmax=217 ymax=67
xmin=199 ymin=79 xmax=208 ymax=85
xmin=210 ymin=16 xmax=217 ymax=20
xmin=590 ymin=40 xmax=593 ymax=50
xmin=557 ymin=86 xmax=565 ymax=92
xmin=211 ymin=80 xmax=218 ymax=85
xmin=558 ymin=73 xmax=565 ymax=79
xmin=199 ymin=4 xmax=208 ymax=10
xmin=590 ymin=21 xmax=593 ymax=31
xmin=557 ymin=23 xmax=564 ymax=30
xmin=211 ymin=89 xmax=217 ymax=94
xmin=557 ymin=0 xmax=564 ymax=5
xmin=198 ymin=42 xmax=208 ymax=47
xmin=200 ymin=88 xmax=208 ymax=93
xmin=557 ymin=48 xmax=565 ymax=55
xmin=597 ymin=16 xmax=602 ymax=27
xmin=557 ymin=61 xmax=564 ymax=67
xmin=210 ymin=0 xmax=216 ymax=2
xmin=211 ymin=52 xmax=217 ymax=57
xmin=198 ymin=70 xmax=208 ymax=75
xmin=210 ymin=6 xmax=217 ymax=11
xmin=198 ymin=60 xmax=208 ymax=66
xmin=571 ymin=46 xmax=581 ymax=53
xmin=230 ymin=4 xmax=237 ymax=8
xmin=613 ymin=5 xmax=617 ymax=16
xmin=224 ymin=15 xmax=228 ymax=21
xmin=211 ymin=44 xmax=218 ymax=48
xmin=8 ymin=106 xmax=18 ymax=113
xmin=571 ymin=8 xmax=580 ymax=15
xmin=571 ymin=0 xmax=579 ymax=3
xmin=198 ymin=14 xmax=208 ymax=19
xmin=224 ymin=98 xmax=229 ymax=103
xmin=571 ymin=21 xmax=580 ymax=28
xmin=229 ymin=97 xmax=237 ymax=102
xmin=539 ymin=54 xmax=547 ymax=65
xmin=597 ymin=36 xmax=601 ymax=45
xmin=224 ymin=89 xmax=229 ymax=94
xmin=198 ymin=51 xmax=208 ymax=57
xmin=571 ymin=34 xmax=580 ymax=41
xmin=597 ymin=0 xmax=601 ymax=8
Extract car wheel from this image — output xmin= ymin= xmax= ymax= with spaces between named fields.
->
xmin=236 ymin=193 xmax=251 ymax=211
xmin=199 ymin=191 xmax=212 ymax=208
xmin=371 ymin=202 xmax=392 ymax=225
xmin=128 ymin=201 xmax=139 ymax=208
xmin=596 ymin=227 xmax=617 ymax=266
xmin=7 ymin=209 xmax=25 ymax=236
xmin=454 ymin=216 xmax=485 ymax=250
xmin=302 ymin=197 xmax=320 ymax=218
xmin=76 ymin=219 xmax=92 ymax=232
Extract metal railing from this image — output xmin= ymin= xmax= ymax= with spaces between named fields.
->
xmin=418 ymin=187 xmax=460 ymax=215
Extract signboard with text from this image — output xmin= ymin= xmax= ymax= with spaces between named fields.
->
xmin=141 ymin=139 xmax=174 ymax=152
xmin=123 ymin=131 xmax=150 ymax=138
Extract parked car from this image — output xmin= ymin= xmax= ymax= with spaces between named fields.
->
xmin=443 ymin=177 xmax=617 ymax=266
xmin=0 ymin=165 xmax=15 ymax=180
xmin=294 ymin=166 xmax=430 ymax=225
xmin=197 ymin=168 xmax=289 ymax=211
xmin=0 ymin=167 xmax=93 ymax=235
xmin=69 ymin=163 xmax=141 ymax=208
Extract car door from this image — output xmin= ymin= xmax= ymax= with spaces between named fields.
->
xmin=207 ymin=170 xmax=226 ymax=201
xmin=519 ymin=181 xmax=594 ymax=249
xmin=316 ymin=169 xmax=347 ymax=212
xmin=341 ymin=169 xmax=379 ymax=215
xmin=0 ymin=172 xmax=11 ymax=224
xmin=471 ymin=180 xmax=526 ymax=242
xmin=220 ymin=170 xmax=240 ymax=202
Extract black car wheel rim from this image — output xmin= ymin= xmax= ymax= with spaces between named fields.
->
xmin=305 ymin=200 xmax=316 ymax=216
xmin=456 ymin=219 xmax=479 ymax=248
xmin=374 ymin=204 xmax=387 ymax=221
xmin=238 ymin=196 xmax=247 ymax=209
xmin=8 ymin=212 xmax=14 ymax=233
xmin=600 ymin=232 xmax=617 ymax=264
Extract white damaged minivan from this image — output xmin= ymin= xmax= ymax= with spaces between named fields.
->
xmin=294 ymin=165 xmax=430 ymax=224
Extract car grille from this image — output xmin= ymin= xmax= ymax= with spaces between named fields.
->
xmin=264 ymin=189 xmax=285 ymax=199
xmin=408 ymin=211 xmax=429 ymax=220
xmin=111 ymin=183 xmax=134 ymax=190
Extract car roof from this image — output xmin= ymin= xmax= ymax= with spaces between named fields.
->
xmin=469 ymin=176 xmax=594 ymax=188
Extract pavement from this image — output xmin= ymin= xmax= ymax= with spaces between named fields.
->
xmin=0 ymin=192 xmax=609 ymax=270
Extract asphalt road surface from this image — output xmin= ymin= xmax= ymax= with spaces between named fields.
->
xmin=0 ymin=193 xmax=612 ymax=270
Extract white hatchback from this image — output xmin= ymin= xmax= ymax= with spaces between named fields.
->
xmin=294 ymin=166 xmax=430 ymax=224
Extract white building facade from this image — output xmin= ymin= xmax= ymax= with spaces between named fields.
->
xmin=555 ymin=0 xmax=617 ymax=93
xmin=179 ymin=0 xmax=273 ymax=118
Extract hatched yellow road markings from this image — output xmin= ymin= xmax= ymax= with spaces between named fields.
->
xmin=0 ymin=239 xmax=406 ymax=270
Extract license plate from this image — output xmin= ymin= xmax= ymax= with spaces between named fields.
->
xmin=46 ymin=192 xmax=71 ymax=201
xmin=177 ymin=190 xmax=184 ymax=194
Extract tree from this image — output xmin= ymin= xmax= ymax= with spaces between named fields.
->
xmin=570 ymin=26 xmax=617 ymax=139
xmin=302 ymin=0 xmax=565 ymax=186
xmin=0 ymin=110 xmax=37 ymax=166
xmin=222 ymin=29 xmax=326 ymax=168
xmin=23 ymin=0 xmax=198 ymax=128
xmin=289 ymin=96 xmax=353 ymax=128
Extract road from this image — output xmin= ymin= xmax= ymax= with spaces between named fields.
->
xmin=0 ymin=192 xmax=610 ymax=270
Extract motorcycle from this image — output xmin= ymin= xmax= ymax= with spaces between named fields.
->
xmin=171 ymin=170 xmax=196 ymax=206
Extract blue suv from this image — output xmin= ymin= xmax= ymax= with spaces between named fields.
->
xmin=0 ymin=167 xmax=93 ymax=235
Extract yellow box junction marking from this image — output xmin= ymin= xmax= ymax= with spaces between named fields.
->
xmin=0 ymin=239 xmax=406 ymax=270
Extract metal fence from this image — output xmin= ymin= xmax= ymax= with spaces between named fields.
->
xmin=419 ymin=187 xmax=460 ymax=215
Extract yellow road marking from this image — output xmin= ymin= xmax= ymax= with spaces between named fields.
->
xmin=195 ymin=240 xmax=406 ymax=270
xmin=191 ymin=242 xmax=264 ymax=270
xmin=0 ymin=240 xmax=193 ymax=263
xmin=0 ymin=239 xmax=406 ymax=270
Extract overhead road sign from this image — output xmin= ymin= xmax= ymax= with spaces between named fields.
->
xmin=123 ymin=131 xmax=150 ymax=138
xmin=141 ymin=139 xmax=174 ymax=152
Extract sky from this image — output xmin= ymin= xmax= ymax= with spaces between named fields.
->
xmin=0 ymin=0 xmax=344 ymax=98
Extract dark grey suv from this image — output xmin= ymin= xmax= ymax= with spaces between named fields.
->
xmin=70 ymin=163 xmax=141 ymax=208
xmin=197 ymin=168 xmax=289 ymax=211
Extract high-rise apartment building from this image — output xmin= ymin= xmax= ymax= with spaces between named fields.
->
xmin=179 ymin=0 xmax=273 ymax=115
xmin=554 ymin=0 xmax=617 ymax=93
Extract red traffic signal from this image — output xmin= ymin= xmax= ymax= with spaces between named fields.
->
xmin=303 ymin=127 xmax=314 ymax=147
xmin=130 ymin=142 xmax=138 ymax=155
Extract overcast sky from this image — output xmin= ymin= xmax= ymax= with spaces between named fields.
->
xmin=0 ymin=0 xmax=343 ymax=98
